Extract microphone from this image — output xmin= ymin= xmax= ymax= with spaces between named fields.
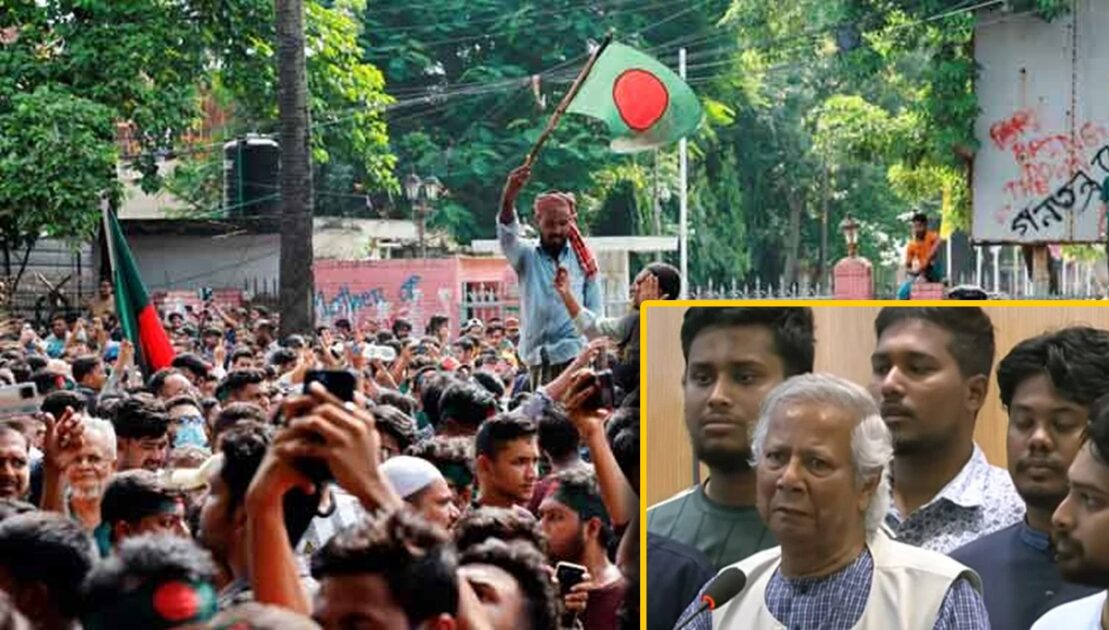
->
xmin=675 ymin=568 xmax=747 ymax=630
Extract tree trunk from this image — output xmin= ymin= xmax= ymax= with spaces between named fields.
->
xmin=783 ymin=193 xmax=804 ymax=287
xmin=276 ymin=0 xmax=315 ymax=337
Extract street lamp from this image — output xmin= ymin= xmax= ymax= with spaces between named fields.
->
xmin=839 ymin=213 xmax=861 ymax=258
xmin=404 ymin=173 xmax=444 ymax=259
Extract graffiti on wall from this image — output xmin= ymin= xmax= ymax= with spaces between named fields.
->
xmin=986 ymin=108 xmax=1109 ymax=239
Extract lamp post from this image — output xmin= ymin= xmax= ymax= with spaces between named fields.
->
xmin=839 ymin=213 xmax=861 ymax=258
xmin=404 ymin=173 xmax=443 ymax=259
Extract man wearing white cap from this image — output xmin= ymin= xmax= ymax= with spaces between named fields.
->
xmin=381 ymin=455 xmax=461 ymax=530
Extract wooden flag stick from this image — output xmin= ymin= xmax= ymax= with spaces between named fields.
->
xmin=524 ymin=33 xmax=613 ymax=168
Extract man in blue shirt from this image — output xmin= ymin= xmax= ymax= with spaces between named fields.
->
xmin=951 ymin=327 xmax=1108 ymax=629
xmin=498 ymin=165 xmax=602 ymax=391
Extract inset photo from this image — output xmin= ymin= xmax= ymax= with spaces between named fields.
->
xmin=645 ymin=304 xmax=1109 ymax=630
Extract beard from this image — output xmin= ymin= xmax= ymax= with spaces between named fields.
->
xmin=553 ymin=528 xmax=588 ymax=565
xmin=1055 ymin=534 xmax=1109 ymax=587
xmin=540 ymin=235 xmax=566 ymax=258
xmin=70 ymin=480 xmax=105 ymax=501
xmin=693 ymin=440 xmax=753 ymax=474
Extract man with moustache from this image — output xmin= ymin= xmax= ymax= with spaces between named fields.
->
xmin=1031 ymin=395 xmax=1109 ymax=629
xmin=951 ymin=327 xmax=1106 ymax=629
xmin=498 ymin=165 xmax=603 ymax=389
xmin=647 ymin=307 xmax=815 ymax=568
xmin=675 ymin=374 xmax=988 ymax=630
xmin=870 ymin=307 xmax=1023 ymax=553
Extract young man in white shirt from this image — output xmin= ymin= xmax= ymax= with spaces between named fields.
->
xmin=1032 ymin=396 xmax=1109 ymax=630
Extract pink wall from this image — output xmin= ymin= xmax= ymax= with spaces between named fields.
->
xmin=314 ymin=257 xmax=519 ymax=337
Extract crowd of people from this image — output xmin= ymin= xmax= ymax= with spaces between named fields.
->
xmin=0 ymin=165 xmax=687 ymax=629
xmin=648 ymin=306 xmax=1109 ymax=630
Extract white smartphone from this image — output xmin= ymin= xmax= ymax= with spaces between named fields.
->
xmin=0 ymin=383 xmax=41 ymax=419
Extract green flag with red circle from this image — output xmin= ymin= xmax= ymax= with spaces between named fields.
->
xmin=566 ymin=42 xmax=703 ymax=153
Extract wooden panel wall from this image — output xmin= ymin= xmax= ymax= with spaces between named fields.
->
xmin=644 ymin=304 xmax=1109 ymax=507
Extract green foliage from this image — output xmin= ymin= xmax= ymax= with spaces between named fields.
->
xmin=0 ymin=86 xmax=119 ymax=276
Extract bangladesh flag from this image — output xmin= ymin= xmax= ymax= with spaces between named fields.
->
xmin=566 ymin=41 xmax=703 ymax=153
xmin=105 ymin=209 xmax=175 ymax=371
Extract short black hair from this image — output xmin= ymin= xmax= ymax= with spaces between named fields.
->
xmin=438 ymin=381 xmax=497 ymax=432
xmin=268 ymin=348 xmax=297 ymax=368
xmin=219 ymin=368 xmax=266 ymax=400
xmin=378 ymin=390 xmax=418 ymax=416
xmin=997 ymin=327 xmax=1109 ymax=409
xmin=30 ymin=369 xmax=64 ymax=396
xmin=475 ymin=413 xmax=537 ymax=459
xmin=374 ymin=405 xmax=418 ymax=453
xmin=875 ymin=307 xmax=995 ymax=379
xmin=606 ymin=405 xmax=640 ymax=495
xmin=644 ymin=262 xmax=682 ymax=301
xmin=459 ymin=539 xmax=557 ymax=630
xmin=453 ymin=507 xmax=546 ymax=555
xmin=1087 ymin=393 xmax=1109 ymax=465
xmin=312 ymin=509 xmax=458 ymax=625
xmin=172 ymin=353 xmax=209 ymax=379
xmin=911 ymin=212 xmax=929 ymax=224
xmin=7 ymin=361 xmax=30 ymax=384
xmin=80 ymin=534 xmax=218 ymax=628
xmin=392 ymin=319 xmax=412 ymax=334
xmin=100 ymin=471 xmax=182 ymax=542
xmin=456 ymin=336 xmax=477 ymax=352
xmin=165 ymin=394 xmax=201 ymax=413
xmin=546 ymin=467 xmax=612 ymax=548
xmin=426 ymin=315 xmax=449 ymax=336
xmin=71 ymin=355 xmax=103 ymax=384
xmin=0 ymin=512 xmax=96 ymax=618
xmin=538 ymin=403 xmax=578 ymax=461
xmin=334 ymin=319 xmax=352 ymax=331
xmin=25 ymin=355 xmax=47 ymax=373
xmin=146 ymin=368 xmax=183 ymax=396
xmin=406 ymin=436 xmax=475 ymax=489
xmin=42 ymin=390 xmax=86 ymax=420
xmin=680 ymin=307 xmax=815 ymax=377
xmin=213 ymin=402 xmax=267 ymax=438
xmin=217 ymin=421 xmax=272 ymax=522
xmin=230 ymin=347 xmax=256 ymax=364
xmin=420 ymin=374 xmax=457 ymax=428
xmin=112 ymin=397 xmax=170 ymax=440
xmin=471 ymin=370 xmax=506 ymax=399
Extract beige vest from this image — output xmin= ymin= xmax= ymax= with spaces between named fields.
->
xmin=712 ymin=528 xmax=982 ymax=629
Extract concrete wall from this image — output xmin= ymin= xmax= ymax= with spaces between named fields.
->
xmin=126 ymin=233 xmax=280 ymax=293
xmin=973 ymin=1 xmax=1109 ymax=243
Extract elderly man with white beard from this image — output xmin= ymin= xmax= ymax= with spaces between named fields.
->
xmin=675 ymin=374 xmax=990 ymax=629
xmin=39 ymin=409 xmax=117 ymax=556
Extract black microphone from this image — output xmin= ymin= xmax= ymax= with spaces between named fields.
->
xmin=675 ymin=567 xmax=747 ymax=630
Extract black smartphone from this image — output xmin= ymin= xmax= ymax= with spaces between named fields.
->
xmin=556 ymin=562 xmax=587 ymax=596
xmin=575 ymin=369 xmax=615 ymax=411
xmin=200 ymin=287 xmax=214 ymax=302
xmin=304 ymin=369 xmax=356 ymax=402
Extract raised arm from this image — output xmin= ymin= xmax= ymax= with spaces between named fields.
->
xmin=500 ymin=166 xmax=531 ymax=225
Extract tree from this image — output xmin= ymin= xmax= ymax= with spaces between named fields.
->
xmin=0 ymin=87 xmax=119 ymax=294
xmin=0 ymin=1 xmax=211 ymax=293
xmin=276 ymin=0 xmax=315 ymax=336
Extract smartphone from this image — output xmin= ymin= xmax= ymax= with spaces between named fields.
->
xmin=0 ymin=383 xmax=41 ymax=419
xmin=304 ymin=370 xmax=356 ymax=402
xmin=200 ymin=287 xmax=214 ymax=302
xmin=556 ymin=562 xmax=588 ymax=596
xmin=574 ymin=369 xmax=615 ymax=411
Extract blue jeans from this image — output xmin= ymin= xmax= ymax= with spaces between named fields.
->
xmin=898 ymin=263 xmax=944 ymax=300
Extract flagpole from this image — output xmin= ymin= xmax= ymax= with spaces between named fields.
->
xmin=679 ymin=47 xmax=689 ymax=299
xmin=101 ymin=197 xmax=117 ymax=278
xmin=524 ymin=33 xmax=613 ymax=168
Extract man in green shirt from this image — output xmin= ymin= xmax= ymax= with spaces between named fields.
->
xmin=647 ymin=307 xmax=815 ymax=569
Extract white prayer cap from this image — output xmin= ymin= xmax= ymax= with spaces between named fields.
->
xmin=380 ymin=455 xmax=445 ymax=499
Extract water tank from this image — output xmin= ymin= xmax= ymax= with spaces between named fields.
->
xmin=223 ymin=135 xmax=280 ymax=217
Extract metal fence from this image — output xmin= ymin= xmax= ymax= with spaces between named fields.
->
xmin=4 ymin=239 xmax=97 ymax=324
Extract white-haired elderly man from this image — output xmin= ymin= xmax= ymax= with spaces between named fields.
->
xmin=674 ymin=374 xmax=989 ymax=629
xmin=39 ymin=410 xmax=117 ymax=556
